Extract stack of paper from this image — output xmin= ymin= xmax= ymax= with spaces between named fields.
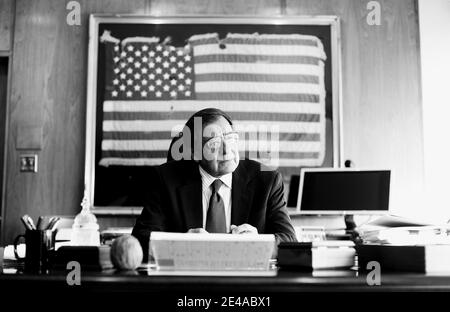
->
xmin=356 ymin=215 xmax=450 ymax=245
xmin=150 ymin=232 xmax=275 ymax=272
xmin=1 ymin=244 xmax=25 ymax=270
xmin=100 ymin=227 xmax=132 ymax=245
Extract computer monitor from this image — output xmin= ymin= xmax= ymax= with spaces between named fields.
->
xmin=296 ymin=168 xmax=391 ymax=215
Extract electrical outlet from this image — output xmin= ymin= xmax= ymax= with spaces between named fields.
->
xmin=20 ymin=154 xmax=38 ymax=172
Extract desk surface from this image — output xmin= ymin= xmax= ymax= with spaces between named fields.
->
xmin=2 ymin=267 xmax=450 ymax=293
xmin=2 ymin=267 xmax=449 ymax=310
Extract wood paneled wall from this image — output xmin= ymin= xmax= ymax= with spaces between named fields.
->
xmin=0 ymin=0 xmax=13 ymax=51
xmin=3 ymin=0 xmax=149 ymax=243
xmin=1 ymin=0 xmax=423 ymax=243
xmin=0 ymin=58 xmax=8 ymax=231
xmin=286 ymin=0 xmax=424 ymax=216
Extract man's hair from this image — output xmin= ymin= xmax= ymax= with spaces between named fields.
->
xmin=167 ymin=108 xmax=234 ymax=161
xmin=184 ymin=108 xmax=233 ymax=135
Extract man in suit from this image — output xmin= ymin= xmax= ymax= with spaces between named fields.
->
xmin=132 ymin=108 xmax=297 ymax=258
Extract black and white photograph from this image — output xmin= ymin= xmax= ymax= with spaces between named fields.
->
xmin=0 ymin=0 xmax=449 ymax=309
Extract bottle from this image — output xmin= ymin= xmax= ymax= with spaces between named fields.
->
xmin=71 ymin=188 xmax=100 ymax=246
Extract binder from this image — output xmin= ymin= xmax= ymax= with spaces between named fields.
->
xmin=357 ymin=244 xmax=450 ymax=273
xmin=278 ymin=241 xmax=356 ymax=270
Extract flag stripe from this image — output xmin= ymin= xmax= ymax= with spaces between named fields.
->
xmin=194 ymin=62 xmax=323 ymax=76
xmin=101 ymin=150 xmax=320 ymax=159
xmin=259 ymin=158 xmax=324 ymax=167
xmin=103 ymin=120 xmax=184 ymax=133
xmin=195 ymin=54 xmax=320 ymax=65
xmin=103 ymin=131 xmax=171 ymax=140
xmin=103 ymin=111 xmax=320 ymax=122
xmin=102 ymin=140 xmax=322 ymax=153
xmin=238 ymin=132 xmax=321 ymax=142
xmin=103 ymin=120 xmax=323 ymax=133
xmin=194 ymin=44 xmax=323 ymax=58
xmin=196 ymin=73 xmax=319 ymax=84
xmin=99 ymin=158 xmax=167 ymax=166
xmin=195 ymin=81 xmax=322 ymax=94
xmin=102 ymin=131 xmax=321 ymax=142
xmin=103 ymin=150 xmax=169 ymax=158
xmin=103 ymin=100 xmax=323 ymax=114
xmin=196 ymin=92 xmax=320 ymax=103
xmin=189 ymin=37 xmax=319 ymax=47
xmin=99 ymin=157 xmax=323 ymax=167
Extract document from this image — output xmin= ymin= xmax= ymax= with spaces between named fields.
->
xmin=356 ymin=214 xmax=450 ymax=245
xmin=150 ymin=232 xmax=275 ymax=271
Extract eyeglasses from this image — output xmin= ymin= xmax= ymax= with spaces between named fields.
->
xmin=204 ymin=131 xmax=239 ymax=151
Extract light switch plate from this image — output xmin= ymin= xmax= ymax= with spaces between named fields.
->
xmin=20 ymin=154 xmax=38 ymax=172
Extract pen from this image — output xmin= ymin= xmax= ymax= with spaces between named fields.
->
xmin=20 ymin=215 xmax=32 ymax=230
xmin=47 ymin=217 xmax=60 ymax=231
xmin=46 ymin=216 xmax=55 ymax=229
xmin=37 ymin=216 xmax=51 ymax=230
xmin=22 ymin=214 xmax=36 ymax=230
xmin=25 ymin=215 xmax=37 ymax=230
xmin=37 ymin=216 xmax=43 ymax=230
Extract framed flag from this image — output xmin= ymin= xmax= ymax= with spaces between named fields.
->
xmin=84 ymin=15 xmax=343 ymax=213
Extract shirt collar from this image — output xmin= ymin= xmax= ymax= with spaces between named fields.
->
xmin=198 ymin=165 xmax=232 ymax=189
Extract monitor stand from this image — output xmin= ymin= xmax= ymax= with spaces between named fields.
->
xmin=344 ymin=214 xmax=357 ymax=232
xmin=342 ymin=214 xmax=360 ymax=241
xmin=289 ymin=214 xmax=357 ymax=241
xmin=289 ymin=214 xmax=345 ymax=230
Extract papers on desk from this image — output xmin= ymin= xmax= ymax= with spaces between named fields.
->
xmin=3 ymin=244 xmax=25 ymax=260
xmin=150 ymin=232 xmax=275 ymax=272
xmin=137 ymin=262 xmax=278 ymax=276
xmin=101 ymin=227 xmax=133 ymax=245
xmin=360 ymin=214 xmax=434 ymax=228
xmin=358 ymin=226 xmax=450 ymax=245
xmin=356 ymin=215 xmax=450 ymax=273
xmin=1 ymin=245 xmax=25 ymax=272
xmin=356 ymin=214 xmax=450 ymax=245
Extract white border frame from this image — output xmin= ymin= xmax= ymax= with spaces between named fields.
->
xmin=295 ymin=167 xmax=391 ymax=215
xmin=85 ymin=14 xmax=343 ymax=215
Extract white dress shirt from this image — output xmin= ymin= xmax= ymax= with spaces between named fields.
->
xmin=199 ymin=165 xmax=232 ymax=233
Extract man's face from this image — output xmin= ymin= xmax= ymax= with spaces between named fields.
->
xmin=199 ymin=116 xmax=240 ymax=177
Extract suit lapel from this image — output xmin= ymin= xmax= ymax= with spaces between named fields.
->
xmin=231 ymin=162 xmax=252 ymax=226
xmin=177 ymin=163 xmax=203 ymax=230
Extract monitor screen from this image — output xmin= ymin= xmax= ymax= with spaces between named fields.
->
xmin=297 ymin=169 xmax=390 ymax=214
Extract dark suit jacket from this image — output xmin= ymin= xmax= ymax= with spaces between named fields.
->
xmin=132 ymin=159 xmax=297 ymax=258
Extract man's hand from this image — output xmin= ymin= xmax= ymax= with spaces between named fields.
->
xmin=187 ymin=228 xmax=209 ymax=233
xmin=230 ymin=224 xmax=258 ymax=234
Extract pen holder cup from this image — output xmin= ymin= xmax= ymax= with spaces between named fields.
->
xmin=13 ymin=229 xmax=56 ymax=273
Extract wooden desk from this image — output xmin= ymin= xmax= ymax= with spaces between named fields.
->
xmin=2 ymin=268 xmax=449 ymax=311
xmin=2 ymin=268 xmax=450 ymax=295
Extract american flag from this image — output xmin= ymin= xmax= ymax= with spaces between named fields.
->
xmin=100 ymin=31 xmax=326 ymax=168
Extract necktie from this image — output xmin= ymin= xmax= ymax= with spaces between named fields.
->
xmin=206 ymin=179 xmax=226 ymax=233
